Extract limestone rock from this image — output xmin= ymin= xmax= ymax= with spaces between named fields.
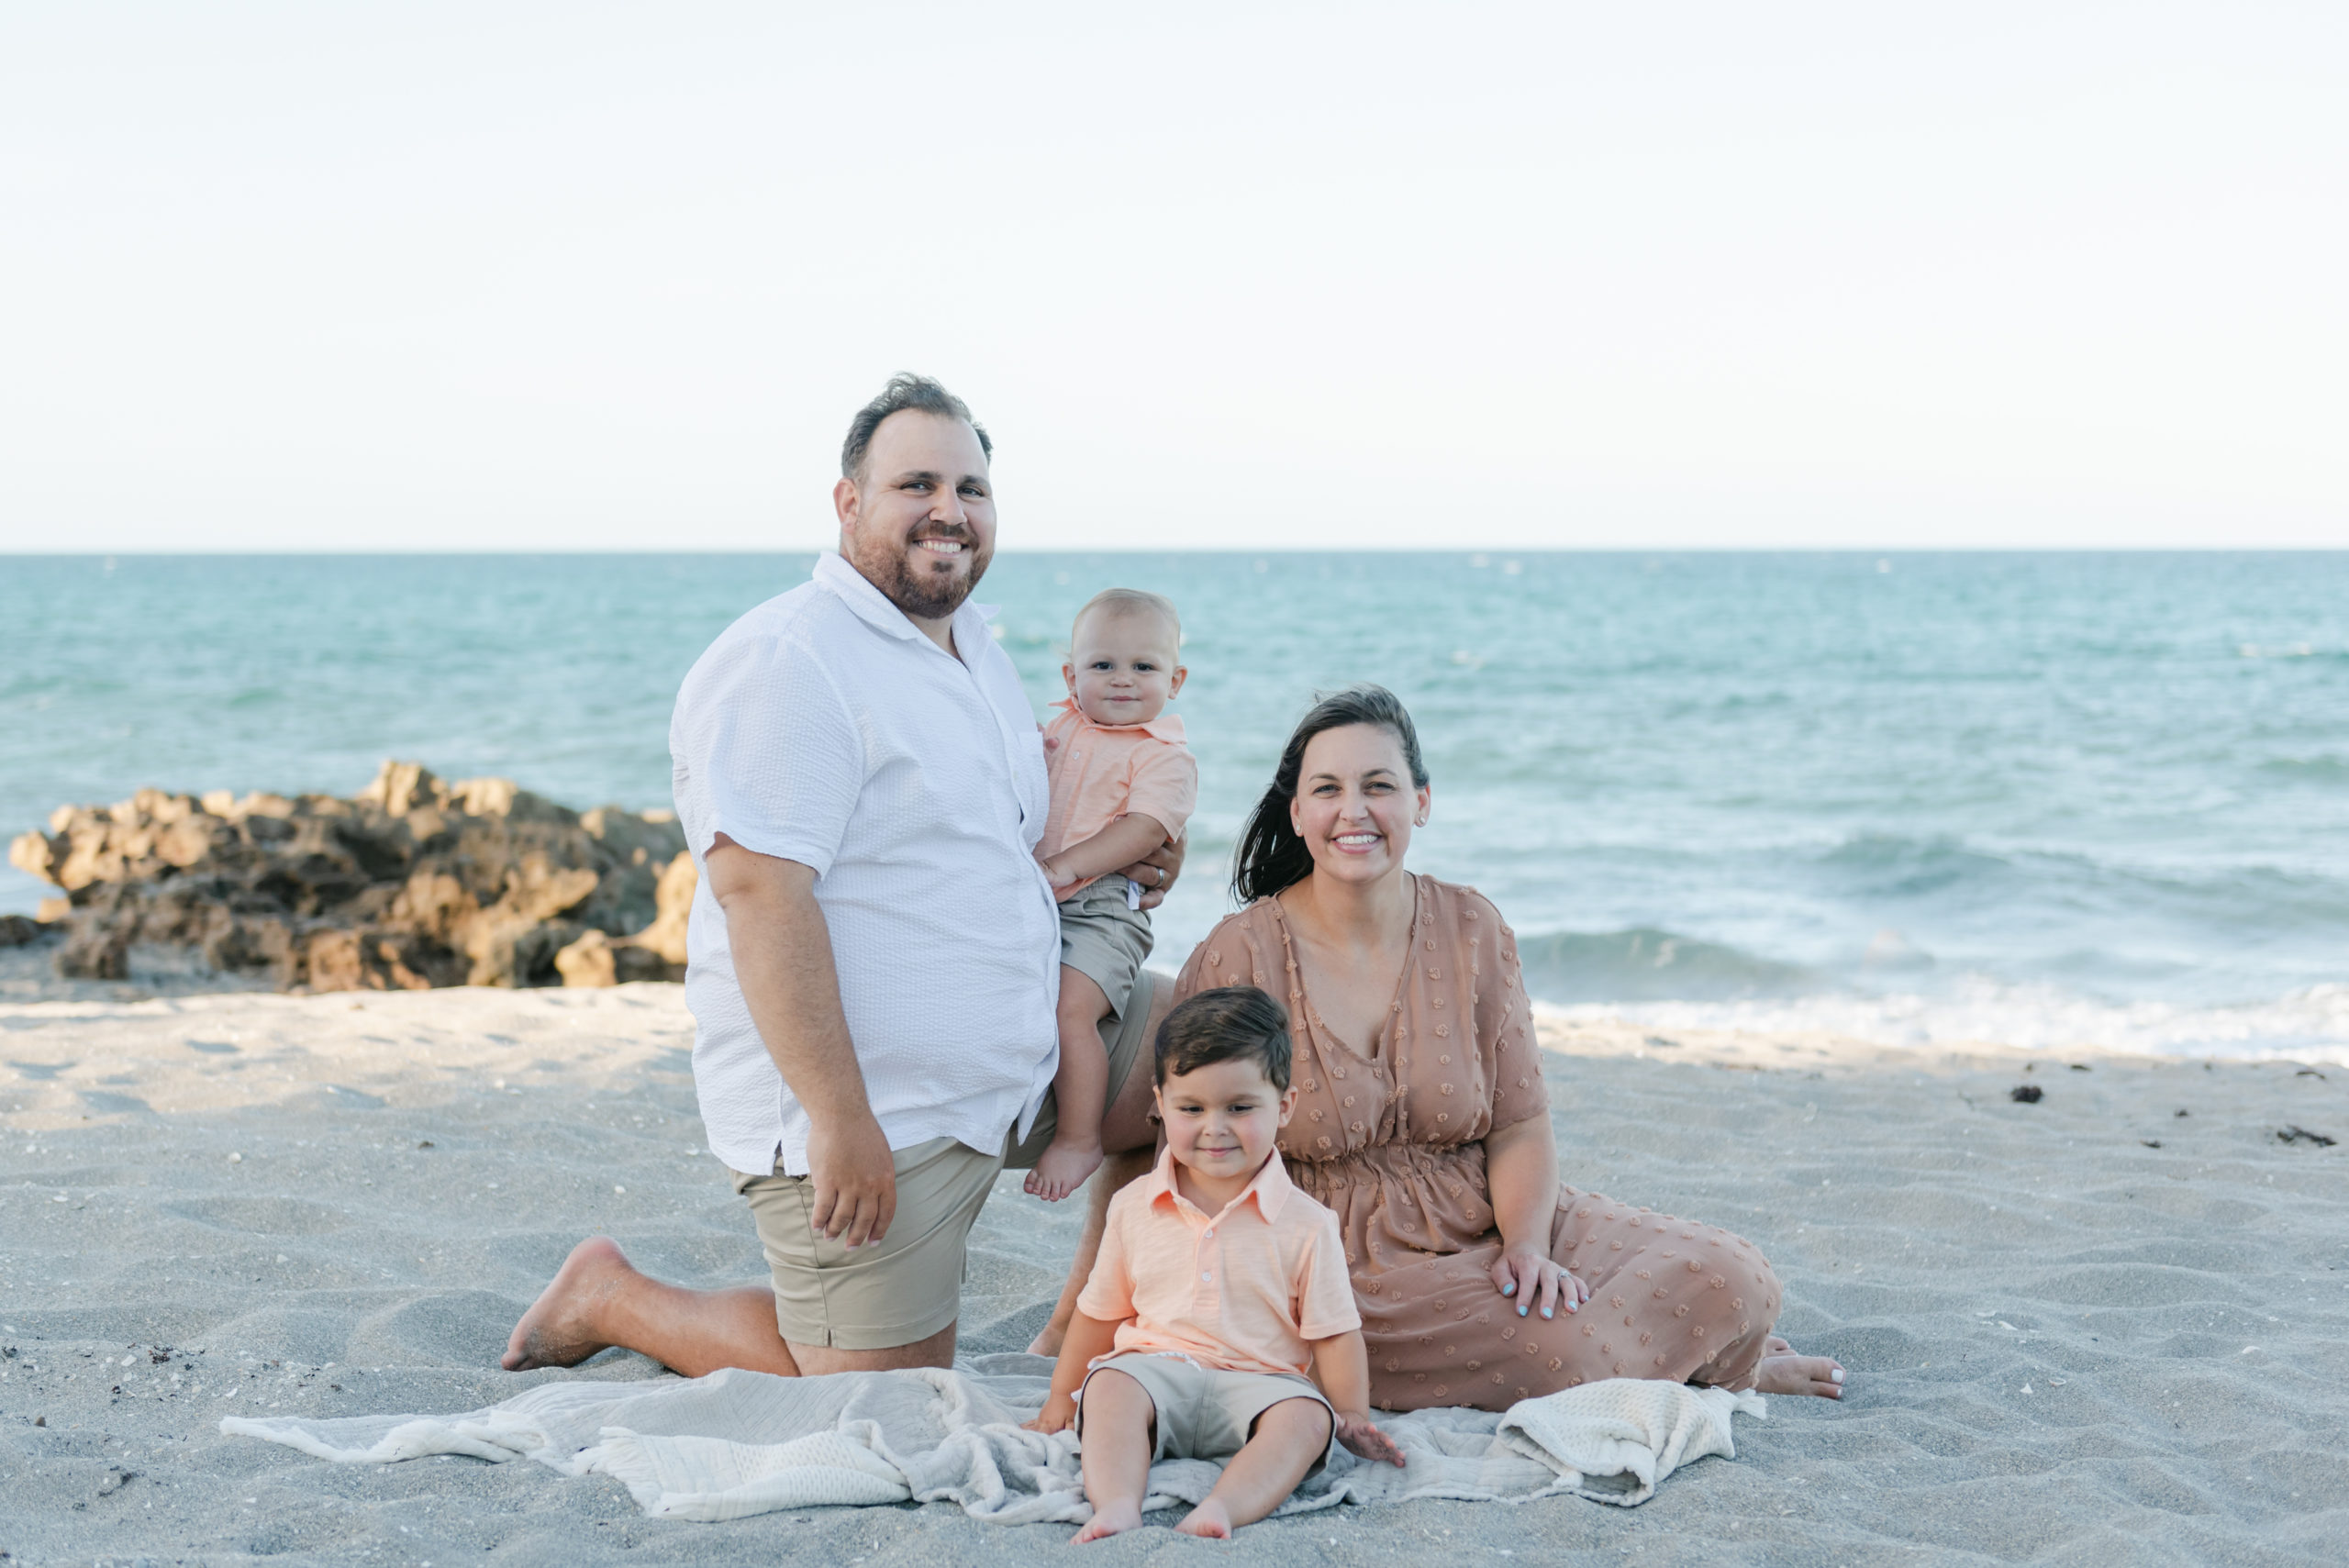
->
xmin=10 ymin=761 xmax=695 ymax=993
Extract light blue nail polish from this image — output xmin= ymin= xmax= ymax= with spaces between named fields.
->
xmin=1518 ymin=1305 xmax=1528 ymax=1317
xmin=1542 ymin=1307 xmax=1553 ymax=1318
xmin=1502 ymin=1281 xmax=1516 ymax=1296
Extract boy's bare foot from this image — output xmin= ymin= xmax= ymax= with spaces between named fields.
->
xmin=1072 ymin=1499 xmax=1143 ymax=1543
xmin=1752 ymin=1350 xmax=1845 ymax=1398
xmin=1024 ymin=1140 xmax=1104 ymax=1203
xmin=1175 ymin=1498 xmax=1235 ymax=1539
xmin=501 ymin=1236 xmax=634 ymax=1371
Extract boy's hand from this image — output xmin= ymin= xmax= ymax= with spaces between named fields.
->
xmin=1334 ymin=1410 xmax=1405 ymax=1467
xmin=1024 ymin=1392 xmax=1077 ymax=1435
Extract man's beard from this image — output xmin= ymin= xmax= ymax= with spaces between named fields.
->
xmin=871 ymin=528 xmax=990 ymax=620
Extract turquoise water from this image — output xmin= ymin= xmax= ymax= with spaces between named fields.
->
xmin=5 ymin=552 xmax=2345 ymax=1058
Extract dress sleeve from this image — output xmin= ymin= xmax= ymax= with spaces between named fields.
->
xmin=1293 ymin=1207 xmax=1364 ymax=1341
xmin=1173 ymin=909 xmax=1252 ymax=1005
xmin=1123 ymin=740 xmax=1198 ymax=844
xmin=1473 ymin=891 xmax=1550 ymax=1133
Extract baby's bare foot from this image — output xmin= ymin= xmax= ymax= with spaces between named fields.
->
xmin=500 ymin=1236 xmax=633 ymax=1371
xmin=1024 ymin=1140 xmax=1104 ymax=1203
xmin=1073 ymin=1500 xmax=1143 ymax=1543
xmin=1753 ymin=1352 xmax=1845 ymax=1398
xmin=1175 ymin=1498 xmax=1235 ymax=1539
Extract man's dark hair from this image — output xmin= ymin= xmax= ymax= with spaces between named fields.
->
xmin=840 ymin=373 xmax=992 ymax=481
xmin=1153 ymin=986 xmax=1293 ymax=1091
xmin=1231 ymin=684 xmax=1431 ymax=904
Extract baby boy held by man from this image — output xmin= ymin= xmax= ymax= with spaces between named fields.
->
xmin=1025 ymin=589 xmax=1200 ymax=1203
xmin=1026 ymin=986 xmax=1407 ymax=1541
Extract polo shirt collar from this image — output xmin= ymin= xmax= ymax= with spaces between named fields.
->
xmin=813 ymin=550 xmax=998 ymax=654
xmin=1050 ymin=695 xmax=1187 ymax=744
xmin=1143 ymin=1143 xmax=1293 ymax=1223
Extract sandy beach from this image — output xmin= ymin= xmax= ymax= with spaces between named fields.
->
xmin=4 ymin=982 xmax=2343 ymax=1565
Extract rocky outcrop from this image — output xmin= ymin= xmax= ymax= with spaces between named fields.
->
xmin=7 ymin=762 xmax=696 ymax=992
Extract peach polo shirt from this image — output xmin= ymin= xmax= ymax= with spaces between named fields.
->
xmin=1076 ymin=1146 xmax=1362 ymax=1379
xmin=1037 ymin=699 xmax=1197 ymax=901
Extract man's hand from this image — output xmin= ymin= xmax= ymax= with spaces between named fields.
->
xmin=804 ymin=1107 xmax=896 ymax=1249
xmin=1117 ymin=832 xmax=1186 ymax=911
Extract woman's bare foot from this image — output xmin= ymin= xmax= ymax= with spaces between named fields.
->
xmin=1026 ymin=1322 xmax=1066 ymax=1358
xmin=1752 ymin=1348 xmax=1845 ymax=1398
xmin=1175 ymin=1498 xmax=1235 ymax=1540
xmin=501 ymin=1236 xmax=635 ymax=1371
xmin=1072 ymin=1499 xmax=1143 ymax=1543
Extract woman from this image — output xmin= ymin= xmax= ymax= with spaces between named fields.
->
xmin=1170 ymin=686 xmax=1843 ymax=1410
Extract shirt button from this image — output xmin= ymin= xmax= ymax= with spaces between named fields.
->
xmin=1203 ymin=1229 xmax=1214 ymax=1240
xmin=1201 ymin=1271 xmax=1213 ymax=1282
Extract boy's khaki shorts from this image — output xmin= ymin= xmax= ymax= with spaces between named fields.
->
xmin=1078 ymin=1352 xmax=1338 ymax=1470
xmin=733 ymin=970 xmax=1161 ymax=1350
xmin=1054 ymin=877 xmax=1154 ymax=1024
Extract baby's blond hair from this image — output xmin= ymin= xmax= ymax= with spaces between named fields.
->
xmin=1073 ymin=588 xmax=1181 ymax=648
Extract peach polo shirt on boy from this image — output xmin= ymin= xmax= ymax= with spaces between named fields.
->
xmin=1076 ymin=1147 xmax=1361 ymax=1380
xmin=1037 ymin=699 xmax=1197 ymax=901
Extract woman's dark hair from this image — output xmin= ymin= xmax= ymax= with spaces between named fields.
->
xmin=1153 ymin=986 xmax=1293 ymax=1090
xmin=1230 ymin=684 xmax=1430 ymax=904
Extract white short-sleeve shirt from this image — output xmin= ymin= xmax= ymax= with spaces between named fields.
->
xmin=670 ymin=552 xmax=1062 ymax=1175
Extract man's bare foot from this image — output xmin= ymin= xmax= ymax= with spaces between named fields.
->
xmin=501 ymin=1236 xmax=635 ymax=1371
xmin=1175 ymin=1498 xmax=1235 ymax=1539
xmin=1753 ymin=1351 xmax=1845 ymax=1398
xmin=1024 ymin=1140 xmax=1104 ymax=1203
xmin=1073 ymin=1499 xmax=1143 ymax=1543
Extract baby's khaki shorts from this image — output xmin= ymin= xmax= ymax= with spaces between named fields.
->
xmin=733 ymin=970 xmax=1161 ymax=1351
xmin=1078 ymin=1351 xmax=1338 ymax=1470
xmin=1053 ymin=877 xmax=1154 ymax=1023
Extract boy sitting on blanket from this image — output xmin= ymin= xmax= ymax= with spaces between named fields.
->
xmin=1025 ymin=986 xmax=1406 ymax=1540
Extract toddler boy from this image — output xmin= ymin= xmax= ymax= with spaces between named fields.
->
xmin=1024 ymin=588 xmax=1198 ymax=1202
xmin=1026 ymin=986 xmax=1404 ymax=1540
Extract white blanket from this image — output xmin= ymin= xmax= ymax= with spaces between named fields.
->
xmin=224 ymin=1352 xmax=1762 ymax=1523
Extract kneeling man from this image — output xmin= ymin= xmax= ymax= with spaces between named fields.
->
xmin=503 ymin=374 xmax=1175 ymax=1376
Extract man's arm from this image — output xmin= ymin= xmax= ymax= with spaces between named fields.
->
xmin=1040 ymin=813 xmax=1169 ymax=890
xmin=705 ymin=835 xmax=896 ymax=1249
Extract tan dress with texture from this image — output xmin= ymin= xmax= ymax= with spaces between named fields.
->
xmin=1174 ymin=877 xmax=1782 ymax=1412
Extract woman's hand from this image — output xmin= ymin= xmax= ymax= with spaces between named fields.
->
xmin=1488 ymin=1243 xmax=1588 ymax=1321
xmin=1116 ymin=833 xmax=1186 ymax=911
xmin=1334 ymin=1409 xmax=1406 ymax=1468
xmin=1023 ymin=1391 xmax=1077 ymax=1434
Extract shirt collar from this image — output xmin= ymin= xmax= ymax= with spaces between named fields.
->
xmin=1142 ymin=1143 xmax=1292 ymax=1224
xmin=1050 ymin=695 xmax=1187 ymax=743
xmin=813 ymin=551 xmax=998 ymax=653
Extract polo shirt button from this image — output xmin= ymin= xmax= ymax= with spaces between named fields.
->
xmin=1201 ymin=1271 xmax=1213 ymax=1282
xmin=1203 ymin=1229 xmax=1214 ymax=1240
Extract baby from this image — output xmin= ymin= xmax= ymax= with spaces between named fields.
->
xmin=1024 ymin=588 xmax=1199 ymax=1203
xmin=1026 ymin=986 xmax=1404 ymax=1541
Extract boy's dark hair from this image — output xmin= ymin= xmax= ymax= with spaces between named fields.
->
xmin=840 ymin=373 xmax=992 ymax=481
xmin=1152 ymin=986 xmax=1293 ymax=1091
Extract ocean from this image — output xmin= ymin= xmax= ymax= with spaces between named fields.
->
xmin=5 ymin=551 xmax=2344 ymax=1061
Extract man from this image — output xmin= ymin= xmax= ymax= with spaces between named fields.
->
xmin=502 ymin=374 xmax=1176 ymax=1377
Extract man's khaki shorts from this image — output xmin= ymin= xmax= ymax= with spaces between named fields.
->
xmin=733 ymin=970 xmax=1162 ymax=1350
xmin=1078 ymin=1352 xmax=1337 ymax=1469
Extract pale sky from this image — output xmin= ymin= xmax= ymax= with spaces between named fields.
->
xmin=3 ymin=1 xmax=2343 ymax=551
